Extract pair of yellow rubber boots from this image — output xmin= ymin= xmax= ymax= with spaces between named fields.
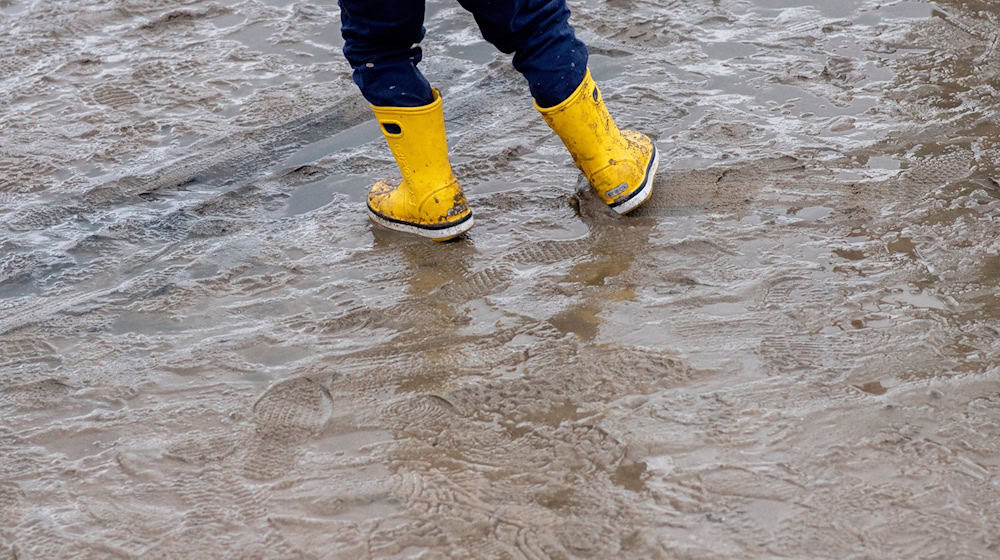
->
xmin=366 ymin=70 xmax=659 ymax=241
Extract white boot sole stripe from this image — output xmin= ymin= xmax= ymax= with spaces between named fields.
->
xmin=609 ymin=145 xmax=659 ymax=215
xmin=367 ymin=207 xmax=474 ymax=240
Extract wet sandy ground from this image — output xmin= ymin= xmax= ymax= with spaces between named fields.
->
xmin=2 ymin=0 xmax=1000 ymax=557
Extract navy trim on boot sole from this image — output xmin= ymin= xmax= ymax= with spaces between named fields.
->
xmin=608 ymin=145 xmax=658 ymax=210
xmin=366 ymin=203 xmax=473 ymax=231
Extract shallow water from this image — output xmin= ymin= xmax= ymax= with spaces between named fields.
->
xmin=2 ymin=0 xmax=999 ymax=557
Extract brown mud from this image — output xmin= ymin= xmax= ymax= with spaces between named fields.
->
xmin=2 ymin=0 xmax=1000 ymax=558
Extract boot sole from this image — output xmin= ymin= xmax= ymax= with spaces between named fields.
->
xmin=610 ymin=145 xmax=659 ymax=215
xmin=367 ymin=206 xmax=474 ymax=242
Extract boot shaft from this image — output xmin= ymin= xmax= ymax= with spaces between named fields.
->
xmin=536 ymin=69 xmax=658 ymax=214
xmin=366 ymin=90 xmax=473 ymax=240
xmin=536 ymin=70 xmax=628 ymax=175
xmin=372 ymin=90 xmax=458 ymax=194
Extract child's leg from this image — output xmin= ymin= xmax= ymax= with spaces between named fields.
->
xmin=339 ymin=0 xmax=434 ymax=107
xmin=455 ymin=0 xmax=588 ymax=108
xmin=339 ymin=0 xmax=473 ymax=240
xmin=459 ymin=0 xmax=658 ymax=215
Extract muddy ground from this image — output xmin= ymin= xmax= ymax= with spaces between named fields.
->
xmin=1 ymin=0 xmax=999 ymax=558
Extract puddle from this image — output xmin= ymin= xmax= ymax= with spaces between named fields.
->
xmin=2 ymin=0 xmax=999 ymax=557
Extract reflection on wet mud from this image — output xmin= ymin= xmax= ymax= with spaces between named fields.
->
xmin=2 ymin=0 xmax=1000 ymax=557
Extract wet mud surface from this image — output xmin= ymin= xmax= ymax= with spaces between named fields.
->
xmin=2 ymin=0 xmax=1000 ymax=557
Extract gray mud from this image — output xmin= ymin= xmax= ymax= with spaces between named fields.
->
xmin=2 ymin=0 xmax=1000 ymax=558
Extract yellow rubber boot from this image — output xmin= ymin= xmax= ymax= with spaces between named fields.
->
xmin=536 ymin=70 xmax=659 ymax=214
xmin=367 ymin=90 xmax=473 ymax=241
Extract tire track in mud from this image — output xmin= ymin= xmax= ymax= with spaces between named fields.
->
xmin=0 ymin=105 xmax=373 ymax=334
xmin=0 ymin=106 xmax=365 ymax=335
xmin=0 ymin=260 xmax=198 ymax=336
xmin=78 ymin=98 xmax=369 ymax=206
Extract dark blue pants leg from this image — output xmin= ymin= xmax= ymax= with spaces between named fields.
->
xmin=456 ymin=0 xmax=588 ymax=108
xmin=338 ymin=0 xmax=588 ymax=108
xmin=338 ymin=0 xmax=435 ymax=107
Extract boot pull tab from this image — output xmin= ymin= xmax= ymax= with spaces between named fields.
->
xmin=382 ymin=122 xmax=403 ymax=136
